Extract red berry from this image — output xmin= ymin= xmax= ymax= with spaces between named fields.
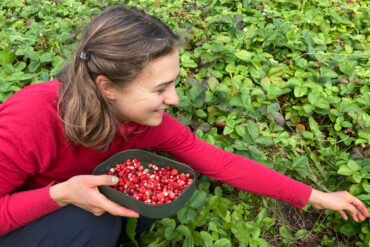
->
xmin=171 ymin=169 xmax=178 ymax=176
xmin=172 ymin=182 xmax=179 ymax=189
xmin=215 ymin=116 xmax=226 ymax=127
xmin=169 ymin=192 xmax=176 ymax=200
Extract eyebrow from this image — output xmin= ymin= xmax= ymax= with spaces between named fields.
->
xmin=154 ymin=72 xmax=180 ymax=89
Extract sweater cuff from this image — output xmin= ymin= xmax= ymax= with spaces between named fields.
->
xmin=45 ymin=181 xmax=63 ymax=211
xmin=289 ymin=183 xmax=313 ymax=209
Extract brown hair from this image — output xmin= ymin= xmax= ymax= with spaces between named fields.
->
xmin=56 ymin=6 xmax=180 ymax=151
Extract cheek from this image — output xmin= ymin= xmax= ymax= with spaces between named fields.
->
xmin=126 ymin=95 xmax=162 ymax=113
xmin=141 ymin=94 xmax=164 ymax=107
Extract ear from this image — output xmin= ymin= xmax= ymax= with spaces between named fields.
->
xmin=96 ymin=75 xmax=117 ymax=101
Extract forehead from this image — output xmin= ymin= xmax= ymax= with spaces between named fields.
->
xmin=133 ymin=49 xmax=180 ymax=88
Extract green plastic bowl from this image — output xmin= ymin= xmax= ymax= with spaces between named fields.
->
xmin=93 ymin=149 xmax=197 ymax=219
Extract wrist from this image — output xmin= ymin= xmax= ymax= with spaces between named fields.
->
xmin=49 ymin=182 xmax=69 ymax=207
xmin=308 ymin=188 xmax=325 ymax=209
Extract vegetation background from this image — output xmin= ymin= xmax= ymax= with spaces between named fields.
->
xmin=0 ymin=0 xmax=369 ymax=246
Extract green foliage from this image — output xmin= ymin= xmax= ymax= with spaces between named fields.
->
xmin=1 ymin=0 xmax=369 ymax=246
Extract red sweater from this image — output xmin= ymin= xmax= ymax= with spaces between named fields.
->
xmin=0 ymin=81 xmax=312 ymax=235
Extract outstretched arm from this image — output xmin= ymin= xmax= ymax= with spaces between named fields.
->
xmin=136 ymin=113 xmax=369 ymax=222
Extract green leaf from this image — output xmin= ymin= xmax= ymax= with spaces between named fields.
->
xmin=235 ymin=50 xmax=252 ymax=61
xmin=352 ymin=172 xmax=363 ymax=183
xmin=192 ymin=231 xmax=203 ymax=246
xmin=189 ymin=190 xmax=208 ymax=209
xmin=231 ymin=221 xmax=249 ymax=246
xmin=247 ymin=120 xmax=259 ymax=140
xmin=0 ymin=48 xmax=16 ymax=65
xmin=24 ymin=48 xmax=39 ymax=61
xmin=294 ymin=86 xmax=308 ymax=97
xmin=195 ymin=109 xmax=207 ymax=118
xmin=303 ymin=104 xmax=315 ymax=113
xmin=177 ymin=225 xmax=192 ymax=238
xmin=213 ymin=238 xmax=231 ymax=247
xmin=256 ymin=239 xmax=268 ymax=247
xmin=207 ymin=77 xmax=219 ymax=91
xmin=126 ymin=218 xmax=139 ymax=247
xmin=268 ymin=67 xmax=284 ymax=78
xmin=215 ymin=186 xmax=223 ymax=197
xmin=363 ymin=184 xmax=370 ymax=193
xmin=293 ymin=156 xmax=308 ymax=168
xmin=164 ymin=227 xmax=177 ymax=240
xmin=14 ymin=61 xmax=26 ymax=71
xmin=255 ymin=136 xmax=273 ymax=146
xmin=358 ymin=129 xmax=370 ymax=142
xmin=320 ymin=67 xmax=338 ymax=78
xmin=279 ymin=226 xmax=294 ymax=241
xmin=270 ymin=76 xmax=284 ymax=86
xmin=225 ymin=63 xmax=236 ymax=73
xmin=357 ymin=194 xmax=370 ymax=201
xmin=181 ymin=52 xmax=197 ymax=68
xmin=308 ymin=117 xmax=324 ymax=139
xmin=257 ymin=208 xmax=267 ymax=225
xmin=200 ymin=231 xmax=213 ymax=247
xmin=50 ymin=55 xmax=65 ymax=76
xmin=183 ymin=236 xmax=194 ymax=247
xmin=177 ymin=207 xmax=196 ymax=224
xmin=316 ymin=99 xmax=329 ymax=109
xmin=161 ymin=218 xmax=176 ymax=228
xmin=339 ymin=60 xmax=358 ymax=75
xmin=223 ymin=126 xmax=234 ymax=135
xmin=295 ymin=229 xmax=308 ymax=239
xmin=337 ymin=165 xmax=354 ymax=176
xmin=340 ymin=224 xmax=357 ymax=237
xmin=40 ymin=53 xmax=54 ymax=63
xmin=347 ymin=160 xmax=360 ymax=171
xmin=28 ymin=61 xmax=40 ymax=72
xmin=295 ymin=58 xmax=308 ymax=68
xmin=235 ymin=125 xmax=246 ymax=137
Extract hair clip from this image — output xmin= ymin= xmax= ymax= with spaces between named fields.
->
xmin=80 ymin=51 xmax=89 ymax=61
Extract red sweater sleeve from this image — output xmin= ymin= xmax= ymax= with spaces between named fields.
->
xmin=0 ymin=83 xmax=61 ymax=236
xmin=135 ymin=113 xmax=312 ymax=209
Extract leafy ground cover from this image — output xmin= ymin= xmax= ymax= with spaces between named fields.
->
xmin=0 ymin=0 xmax=369 ymax=246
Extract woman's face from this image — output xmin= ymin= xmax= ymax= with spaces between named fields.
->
xmin=113 ymin=49 xmax=180 ymax=126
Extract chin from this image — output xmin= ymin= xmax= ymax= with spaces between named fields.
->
xmin=142 ymin=116 xmax=164 ymax=127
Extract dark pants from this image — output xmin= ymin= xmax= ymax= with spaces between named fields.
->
xmin=0 ymin=205 xmax=155 ymax=247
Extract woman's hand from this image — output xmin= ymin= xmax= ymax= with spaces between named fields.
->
xmin=49 ymin=175 xmax=139 ymax=218
xmin=308 ymin=188 xmax=369 ymax=222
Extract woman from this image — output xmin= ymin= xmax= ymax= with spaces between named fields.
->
xmin=0 ymin=5 xmax=367 ymax=247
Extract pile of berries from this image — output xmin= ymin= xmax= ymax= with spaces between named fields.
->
xmin=106 ymin=158 xmax=193 ymax=205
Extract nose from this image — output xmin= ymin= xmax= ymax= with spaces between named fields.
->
xmin=164 ymin=83 xmax=179 ymax=106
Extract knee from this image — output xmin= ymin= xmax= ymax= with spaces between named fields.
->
xmin=58 ymin=205 xmax=122 ymax=247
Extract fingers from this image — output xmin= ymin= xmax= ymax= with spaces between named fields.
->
xmin=87 ymin=175 xmax=139 ymax=217
xmin=338 ymin=192 xmax=369 ymax=222
xmin=347 ymin=193 xmax=369 ymax=222
xmin=338 ymin=210 xmax=348 ymax=220
xmin=351 ymin=196 xmax=369 ymax=218
xmin=85 ymin=174 xmax=119 ymax=186
xmin=94 ymin=192 xmax=139 ymax=218
xmin=347 ymin=206 xmax=359 ymax=222
xmin=70 ymin=175 xmax=139 ymax=218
